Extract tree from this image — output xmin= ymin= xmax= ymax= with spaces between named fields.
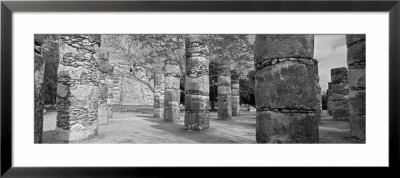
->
xmin=206 ymin=35 xmax=255 ymax=109
xmin=103 ymin=35 xmax=186 ymax=93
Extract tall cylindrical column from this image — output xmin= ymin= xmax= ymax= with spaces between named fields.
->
xmin=154 ymin=71 xmax=165 ymax=118
xmin=217 ymin=63 xmax=232 ymax=120
xmin=346 ymin=34 xmax=366 ymax=141
xmin=112 ymin=76 xmax=121 ymax=105
xmin=34 ymin=37 xmax=45 ymax=143
xmin=98 ymin=60 xmax=113 ymax=125
xmin=56 ymin=34 xmax=101 ymax=141
xmin=254 ymin=34 xmax=320 ymax=143
xmin=107 ymin=74 xmax=114 ymax=120
xmin=327 ymin=82 xmax=333 ymax=116
xmin=164 ymin=59 xmax=181 ymax=121
xmin=330 ymin=67 xmax=350 ymax=121
xmin=184 ymin=35 xmax=210 ymax=130
xmin=231 ymin=79 xmax=240 ymax=116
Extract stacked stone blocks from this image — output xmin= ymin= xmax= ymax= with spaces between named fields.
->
xmin=254 ymin=34 xmax=320 ymax=143
xmin=184 ymin=35 xmax=210 ymax=130
xmin=346 ymin=34 xmax=366 ymax=141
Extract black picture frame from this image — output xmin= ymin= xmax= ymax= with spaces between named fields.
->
xmin=1 ymin=0 xmax=399 ymax=177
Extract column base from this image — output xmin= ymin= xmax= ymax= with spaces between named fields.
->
xmin=256 ymin=111 xmax=319 ymax=143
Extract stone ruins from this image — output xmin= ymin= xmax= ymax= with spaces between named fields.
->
xmin=254 ymin=34 xmax=320 ymax=143
xmin=184 ymin=35 xmax=210 ymax=130
xmin=330 ymin=67 xmax=350 ymax=121
xmin=56 ymin=35 xmax=101 ymax=141
xmin=217 ymin=62 xmax=232 ymax=120
xmin=153 ymin=71 xmax=165 ymax=118
xmin=34 ymin=34 xmax=366 ymax=143
xmin=34 ymin=37 xmax=45 ymax=143
xmin=164 ymin=59 xmax=181 ymax=122
xmin=231 ymin=75 xmax=240 ymax=116
xmin=346 ymin=34 xmax=366 ymax=141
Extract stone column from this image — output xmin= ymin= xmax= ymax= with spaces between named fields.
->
xmin=231 ymin=79 xmax=240 ymax=116
xmin=346 ymin=35 xmax=366 ymax=141
xmin=98 ymin=60 xmax=113 ymax=125
xmin=217 ymin=63 xmax=232 ymax=120
xmin=164 ymin=60 xmax=181 ymax=122
xmin=55 ymin=35 xmax=101 ymax=141
xmin=327 ymin=82 xmax=333 ymax=116
xmin=184 ymin=35 xmax=210 ymax=130
xmin=34 ymin=37 xmax=45 ymax=143
xmin=254 ymin=34 xmax=319 ymax=143
xmin=330 ymin=67 xmax=350 ymax=121
xmin=112 ymin=76 xmax=121 ymax=105
xmin=107 ymin=74 xmax=114 ymax=119
xmin=154 ymin=71 xmax=165 ymax=118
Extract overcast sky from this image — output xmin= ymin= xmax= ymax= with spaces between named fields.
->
xmin=314 ymin=35 xmax=347 ymax=93
xmin=248 ymin=34 xmax=347 ymax=93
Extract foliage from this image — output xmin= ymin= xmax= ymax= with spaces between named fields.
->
xmin=103 ymin=34 xmax=186 ymax=93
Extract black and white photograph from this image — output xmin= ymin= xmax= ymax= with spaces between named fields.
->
xmin=33 ymin=34 xmax=365 ymax=144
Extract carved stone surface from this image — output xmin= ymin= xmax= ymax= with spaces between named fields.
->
xmin=231 ymin=79 xmax=240 ymax=116
xmin=98 ymin=60 xmax=113 ymax=125
xmin=254 ymin=34 xmax=319 ymax=143
xmin=154 ymin=71 xmax=165 ymax=118
xmin=217 ymin=63 xmax=232 ymax=120
xmin=34 ymin=41 xmax=46 ymax=143
xmin=112 ymin=76 xmax=121 ymax=105
xmin=164 ymin=60 xmax=181 ymax=122
xmin=346 ymin=34 xmax=366 ymax=141
xmin=107 ymin=75 xmax=114 ymax=119
xmin=55 ymin=34 xmax=101 ymax=141
xmin=330 ymin=67 xmax=350 ymax=121
xmin=184 ymin=35 xmax=210 ymax=130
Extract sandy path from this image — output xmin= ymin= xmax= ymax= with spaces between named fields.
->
xmin=42 ymin=109 xmax=362 ymax=144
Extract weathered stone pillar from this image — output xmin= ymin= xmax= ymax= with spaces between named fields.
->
xmin=327 ymin=82 xmax=333 ymax=116
xmin=184 ymin=35 xmax=210 ymax=130
xmin=330 ymin=67 xmax=350 ymax=121
xmin=254 ymin=34 xmax=319 ymax=143
xmin=164 ymin=59 xmax=181 ymax=121
xmin=34 ymin=37 xmax=46 ymax=143
xmin=55 ymin=35 xmax=101 ymax=141
xmin=98 ymin=59 xmax=113 ymax=125
xmin=231 ymin=79 xmax=240 ymax=116
xmin=107 ymin=74 xmax=114 ymax=119
xmin=112 ymin=76 xmax=122 ymax=105
xmin=154 ymin=71 xmax=165 ymax=118
xmin=217 ymin=63 xmax=232 ymax=120
xmin=346 ymin=35 xmax=366 ymax=141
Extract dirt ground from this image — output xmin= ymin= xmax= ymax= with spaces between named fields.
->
xmin=42 ymin=106 xmax=363 ymax=144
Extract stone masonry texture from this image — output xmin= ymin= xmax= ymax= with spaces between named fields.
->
xmin=34 ymin=36 xmax=46 ymax=143
xmin=55 ymin=34 xmax=101 ymax=141
xmin=346 ymin=34 xmax=366 ymax=141
xmin=254 ymin=34 xmax=319 ymax=143
xmin=330 ymin=67 xmax=350 ymax=121
xmin=184 ymin=35 xmax=210 ymax=130
xmin=217 ymin=62 xmax=232 ymax=120
xmin=164 ymin=59 xmax=181 ymax=122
